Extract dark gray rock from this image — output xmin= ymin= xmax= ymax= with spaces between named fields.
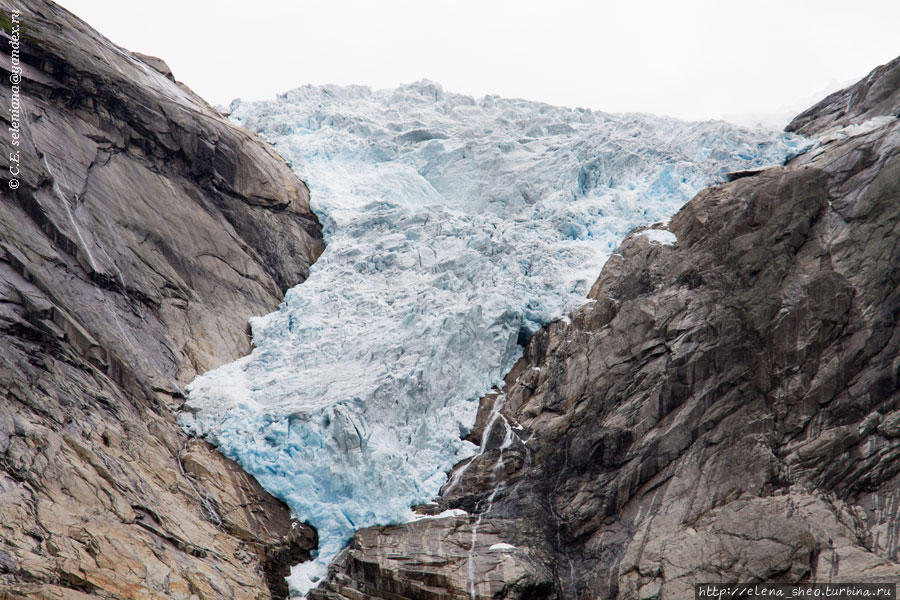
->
xmin=787 ymin=55 xmax=900 ymax=136
xmin=0 ymin=1 xmax=322 ymax=598
xmin=312 ymin=57 xmax=900 ymax=599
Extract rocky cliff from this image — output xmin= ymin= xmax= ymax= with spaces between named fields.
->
xmin=0 ymin=1 xmax=322 ymax=598
xmin=309 ymin=57 xmax=900 ymax=599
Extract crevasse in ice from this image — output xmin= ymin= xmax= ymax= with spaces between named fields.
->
xmin=178 ymin=81 xmax=810 ymax=594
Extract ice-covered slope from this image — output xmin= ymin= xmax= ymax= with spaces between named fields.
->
xmin=179 ymin=81 xmax=809 ymax=593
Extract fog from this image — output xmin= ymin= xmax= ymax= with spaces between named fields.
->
xmin=56 ymin=0 xmax=900 ymax=128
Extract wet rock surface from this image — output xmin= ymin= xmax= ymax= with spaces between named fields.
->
xmin=0 ymin=1 xmax=322 ymax=598
xmin=311 ymin=58 xmax=900 ymax=599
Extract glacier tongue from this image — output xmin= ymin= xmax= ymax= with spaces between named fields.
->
xmin=179 ymin=81 xmax=810 ymax=594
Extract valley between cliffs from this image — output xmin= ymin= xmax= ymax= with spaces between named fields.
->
xmin=2 ymin=1 xmax=900 ymax=600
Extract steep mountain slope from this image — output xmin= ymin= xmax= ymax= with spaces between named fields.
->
xmin=309 ymin=58 xmax=900 ymax=599
xmin=0 ymin=1 xmax=321 ymax=598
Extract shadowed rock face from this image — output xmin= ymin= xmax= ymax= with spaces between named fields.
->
xmin=310 ymin=58 xmax=900 ymax=599
xmin=0 ymin=1 xmax=322 ymax=599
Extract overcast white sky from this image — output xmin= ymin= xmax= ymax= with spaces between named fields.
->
xmin=57 ymin=0 xmax=900 ymax=128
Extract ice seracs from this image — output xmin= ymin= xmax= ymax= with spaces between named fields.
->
xmin=177 ymin=80 xmax=810 ymax=595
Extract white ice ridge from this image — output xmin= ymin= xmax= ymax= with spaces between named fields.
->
xmin=179 ymin=81 xmax=811 ymax=594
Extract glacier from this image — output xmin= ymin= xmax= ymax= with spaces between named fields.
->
xmin=178 ymin=81 xmax=810 ymax=594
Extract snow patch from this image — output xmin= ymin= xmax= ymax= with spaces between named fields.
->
xmin=411 ymin=509 xmax=469 ymax=521
xmin=819 ymin=115 xmax=897 ymax=144
xmin=640 ymin=229 xmax=677 ymax=245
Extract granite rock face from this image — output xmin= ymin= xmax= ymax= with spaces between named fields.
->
xmin=310 ymin=58 xmax=900 ymax=599
xmin=787 ymin=55 xmax=900 ymax=137
xmin=0 ymin=1 xmax=322 ymax=598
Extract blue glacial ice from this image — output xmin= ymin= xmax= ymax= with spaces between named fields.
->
xmin=178 ymin=81 xmax=811 ymax=594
